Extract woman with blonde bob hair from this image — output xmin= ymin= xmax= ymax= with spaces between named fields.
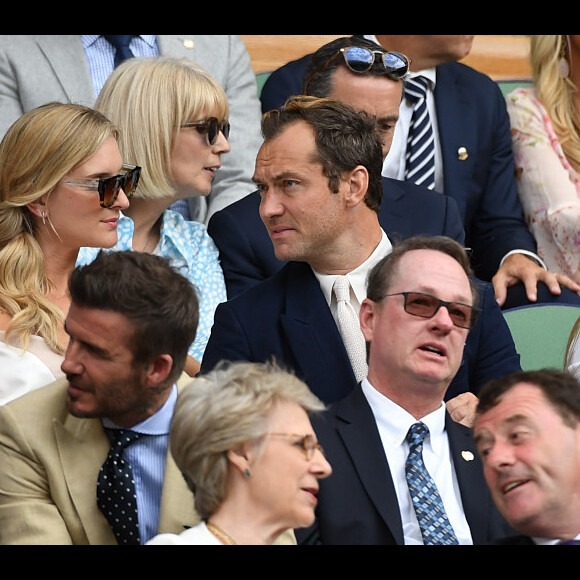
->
xmin=0 ymin=102 xmax=135 ymax=404
xmin=147 ymin=360 xmax=332 ymax=545
xmin=505 ymin=35 xmax=580 ymax=283
xmin=78 ymin=56 xmax=229 ymax=377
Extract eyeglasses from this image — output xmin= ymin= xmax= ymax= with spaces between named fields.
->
xmin=181 ymin=117 xmax=231 ymax=146
xmin=61 ymin=163 xmax=141 ymax=208
xmin=304 ymin=46 xmax=410 ymax=93
xmin=381 ymin=291 xmax=480 ymax=330
xmin=268 ymin=433 xmax=325 ymax=461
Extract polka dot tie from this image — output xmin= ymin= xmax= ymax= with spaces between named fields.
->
xmin=97 ymin=428 xmax=141 ymax=545
xmin=333 ymin=276 xmax=368 ymax=383
xmin=405 ymin=422 xmax=458 ymax=545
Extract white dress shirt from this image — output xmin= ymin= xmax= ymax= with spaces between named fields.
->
xmin=361 ymin=378 xmax=473 ymax=545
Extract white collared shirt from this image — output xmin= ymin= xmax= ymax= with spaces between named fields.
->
xmin=361 ymin=378 xmax=473 ymax=545
xmin=313 ymin=229 xmax=392 ymax=317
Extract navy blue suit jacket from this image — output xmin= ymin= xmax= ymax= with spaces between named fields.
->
xmin=208 ymin=176 xmax=465 ymax=299
xmin=260 ymin=46 xmax=537 ymax=283
xmin=294 ymin=385 xmax=515 ymax=544
xmin=200 ymin=259 xmax=521 ymax=404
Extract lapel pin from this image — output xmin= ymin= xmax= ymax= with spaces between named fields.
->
xmin=461 ymin=450 xmax=474 ymax=461
xmin=183 ymin=39 xmax=194 ymax=50
xmin=457 ymin=146 xmax=468 ymax=161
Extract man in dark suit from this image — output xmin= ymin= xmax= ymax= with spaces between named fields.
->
xmin=201 ymin=95 xmax=521 ymax=419
xmin=295 ymin=235 xmax=514 ymax=544
xmin=209 ymin=36 xmax=464 ymax=300
xmin=259 ymin=35 xmax=580 ymax=309
xmin=473 ymin=368 xmax=580 ymax=545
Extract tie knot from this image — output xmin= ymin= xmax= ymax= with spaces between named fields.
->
xmin=404 ymin=75 xmax=430 ymax=103
xmin=406 ymin=422 xmax=429 ymax=447
xmin=333 ymin=276 xmax=352 ymax=302
xmin=107 ymin=428 xmax=141 ymax=452
xmin=103 ymin=35 xmax=135 ymax=49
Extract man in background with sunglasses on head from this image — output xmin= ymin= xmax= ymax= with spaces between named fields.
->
xmin=209 ymin=36 xmax=464 ymax=299
xmin=295 ymin=235 xmax=514 ymax=544
xmin=0 ymin=35 xmax=262 ymax=225
xmin=201 ymin=94 xmax=521 ymax=426
xmin=260 ymin=35 xmax=580 ymax=310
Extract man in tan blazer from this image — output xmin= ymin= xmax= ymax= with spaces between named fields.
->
xmin=0 ymin=250 xmax=200 ymax=545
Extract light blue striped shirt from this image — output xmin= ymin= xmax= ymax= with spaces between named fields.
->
xmin=101 ymin=383 xmax=177 ymax=545
xmin=81 ymin=35 xmax=159 ymax=96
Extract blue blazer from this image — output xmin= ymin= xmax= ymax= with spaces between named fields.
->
xmin=208 ymin=176 xmax=465 ymax=299
xmin=294 ymin=385 xmax=515 ymax=545
xmin=200 ymin=258 xmax=521 ymax=404
xmin=260 ymin=44 xmax=537 ymax=282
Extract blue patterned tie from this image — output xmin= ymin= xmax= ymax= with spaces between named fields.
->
xmin=405 ymin=422 xmax=458 ymax=545
xmin=103 ymin=35 xmax=135 ymax=68
xmin=97 ymin=428 xmax=142 ymax=545
xmin=404 ymin=76 xmax=436 ymax=190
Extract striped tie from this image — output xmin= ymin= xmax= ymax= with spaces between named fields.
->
xmin=404 ymin=76 xmax=436 ymax=190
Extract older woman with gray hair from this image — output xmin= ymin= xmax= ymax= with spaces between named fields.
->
xmin=147 ymin=360 xmax=332 ymax=545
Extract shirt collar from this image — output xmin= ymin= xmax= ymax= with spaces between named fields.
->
xmin=314 ymin=229 xmax=392 ymax=306
xmin=361 ymin=378 xmax=447 ymax=453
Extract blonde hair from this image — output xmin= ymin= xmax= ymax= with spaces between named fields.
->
xmin=171 ymin=360 xmax=325 ymax=520
xmin=0 ymin=102 xmax=119 ymax=353
xmin=531 ymin=35 xmax=580 ymax=171
xmin=94 ymin=56 xmax=229 ymax=200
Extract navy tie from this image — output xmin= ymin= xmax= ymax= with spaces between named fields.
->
xmin=97 ymin=428 xmax=142 ymax=545
xmin=405 ymin=422 xmax=459 ymax=545
xmin=404 ymin=76 xmax=436 ymax=190
xmin=103 ymin=35 xmax=135 ymax=68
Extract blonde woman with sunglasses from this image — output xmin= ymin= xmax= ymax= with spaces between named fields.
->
xmin=0 ymin=102 xmax=135 ymax=404
xmin=78 ymin=57 xmax=228 ymax=377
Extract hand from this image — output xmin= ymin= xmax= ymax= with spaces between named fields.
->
xmin=492 ymin=253 xmax=580 ymax=307
xmin=445 ymin=392 xmax=478 ymax=428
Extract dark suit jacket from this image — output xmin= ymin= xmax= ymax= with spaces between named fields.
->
xmin=259 ymin=42 xmax=537 ymax=283
xmin=293 ymin=385 xmax=515 ymax=544
xmin=208 ymin=176 xmax=465 ymax=299
xmin=200 ymin=259 xmax=521 ymax=404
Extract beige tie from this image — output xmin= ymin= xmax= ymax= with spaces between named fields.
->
xmin=333 ymin=276 xmax=368 ymax=383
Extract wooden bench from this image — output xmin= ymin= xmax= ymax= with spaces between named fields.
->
xmin=239 ymin=35 xmax=532 ymax=94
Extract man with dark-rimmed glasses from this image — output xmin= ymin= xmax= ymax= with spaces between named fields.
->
xmin=202 ymin=93 xmax=522 ymax=423
xmin=295 ymin=234 xmax=514 ymax=544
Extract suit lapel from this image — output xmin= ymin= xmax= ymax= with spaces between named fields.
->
xmin=36 ymin=36 xmax=96 ymax=105
xmin=445 ymin=414 xmax=490 ymax=544
xmin=334 ymin=388 xmax=405 ymax=544
xmin=280 ymin=263 xmax=357 ymax=403
xmin=55 ymin=415 xmax=116 ymax=544
xmin=158 ymin=373 xmax=199 ymax=533
xmin=434 ymin=63 xmax=476 ymax=206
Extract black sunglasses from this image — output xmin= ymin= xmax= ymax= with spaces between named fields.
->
xmin=62 ymin=163 xmax=141 ymax=208
xmin=381 ymin=291 xmax=480 ymax=330
xmin=181 ymin=117 xmax=231 ymax=146
xmin=304 ymin=46 xmax=410 ymax=93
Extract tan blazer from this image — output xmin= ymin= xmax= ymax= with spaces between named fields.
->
xmin=0 ymin=373 xmax=198 ymax=545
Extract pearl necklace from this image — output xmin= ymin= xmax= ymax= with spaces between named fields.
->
xmin=206 ymin=521 xmax=237 ymax=545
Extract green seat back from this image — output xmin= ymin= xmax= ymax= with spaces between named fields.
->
xmin=503 ymin=304 xmax=580 ymax=371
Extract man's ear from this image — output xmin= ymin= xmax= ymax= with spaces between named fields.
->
xmin=360 ymin=297 xmax=377 ymax=343
xmin=344 ymin=165 xmax=369 ymax=207
xmin=145 ymin=354 xmax=173 ymax=386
